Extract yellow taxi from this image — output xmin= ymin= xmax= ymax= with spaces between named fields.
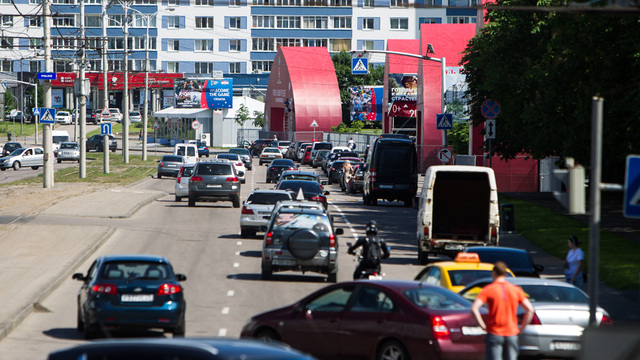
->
xmin=413 ymin=253 xmax=515 ymax=293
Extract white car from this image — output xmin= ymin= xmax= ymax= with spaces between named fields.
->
xmin=277 ymin=141 xmax=292 ymax=156
xmin=174 ymin=165 xmax=195 ymax=202
xmin=55 ymin=111 xmax=73 ymax=125
xmin=109 ymin=108 xmax=123 ymax=123
xmin=215 ymin=153 xmax=246 ymax=184
xmin=259 ymin=147 xmax=283 ymax=165
xmin=239 ymin=189 xmax=293 ymax=238
xmin=129 ymin=111 xmax=142 ymax=123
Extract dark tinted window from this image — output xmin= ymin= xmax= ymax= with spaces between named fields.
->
xmin=197 ymin=163 xmax=232 ymax=175
xmin=182 ymin=167 xmax=194 ymax=176
xmin=448 ymin=270 xmax=495 ymax=286
xmin=217 ymin=154 xmax=240 ymax=160
xmin=229 ymin=148 xmax=250 ymax=155
xmin=282 ymin=174 xmax=317 ymax=181
xmin=472 ymin=250 xmax=533 ymax=270
xmin=313 ymin=142 xmax=332 ymax=150
xmin=246 ymin=192 xmax=292 ymax=205
xmin=337 ymin=152 xmax=359 ymax=159
xmin=99 ymin=262 xmax=172 ymax=280
xmin=378 ymin=145 xmax=413 ymax=172
xmin=278 ymin=181 xmax=321 ymax=193
xmin=162 ymin=156 xmax=184 ymax=163
xmin=60 ymin=143 xmax=78 ymax=149
xmin=272 ymin=159 xmax=294 ymax=166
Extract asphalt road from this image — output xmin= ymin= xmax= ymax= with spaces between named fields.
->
xmin=0 ymin=159 xmax=426 ymax=359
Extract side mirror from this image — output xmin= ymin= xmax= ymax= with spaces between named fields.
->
xmin=296 ymin=164 xmax=300 ymax=168
xmin=534 ymin=264 xmax=544 ymax=273
xmin=324 ymin=191 xmax=330 ymax=195
xmin=72 ymin=273 xmax=85 ymax=281
xmin=258 ymin=225 xmax=268 ymax=232
xmin=175 ymin=274 xmax=187 ymax=282
xmin=335 ymin=228 xmax=344 ymax=235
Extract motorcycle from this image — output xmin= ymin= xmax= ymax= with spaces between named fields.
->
xmin=346 ymin=242 xmax=386 ymax=280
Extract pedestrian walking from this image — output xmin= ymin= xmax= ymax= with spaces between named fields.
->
xmin=564 ymin=236 xmax=585 ymax=287
xmin=348 ymin=137 xmax=356 ymax=151
xmin=471 ymin=261 xmax=534 ymax=360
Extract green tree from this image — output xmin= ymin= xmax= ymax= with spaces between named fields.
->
xmin=448 ymin=122 xmax=469 ymax=155
xmin=252 ymin=110 xmax=264 ymax=128
xmin=26 ymin=84 xmax=44 ymax=110
xmin=4 ymin=90 xmax=16 ymax=118
xmin=235 ymin=104 xmax=250 ymax=128
xmin=462 ymin=0 xmax=640 ymax=182
xmin=332 ymin=50 xmax=384 ymax=125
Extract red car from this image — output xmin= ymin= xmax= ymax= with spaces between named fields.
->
xmin=241 ymin=280 xmax=486 ymax=360
xmin=302 ymin=146 xmax=313 ymax=165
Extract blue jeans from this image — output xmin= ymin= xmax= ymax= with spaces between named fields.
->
xmin=567 ymin=274 xmax=584 ymax=288
xmin=485 ymin=333 xmax=519 ymax=360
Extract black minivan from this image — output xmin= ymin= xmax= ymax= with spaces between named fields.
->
xmin=362 ymin=137 xmax=417 ymax=207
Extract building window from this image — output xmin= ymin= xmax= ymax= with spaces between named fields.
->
xmin=195 ymin=62 xmax=214 ymax=74
xmin=362 ymin=18 xmax=374 ymax=30
xmin=363 ymin=0 xmax=374 ymax=6
xmin=85 ymin=15 xmax=102 ymax=27
xmin=276 ymin=38 xmax=301 ymax=47
xmin=229 ymin=62 xmax=241 ymax=74
xmin=420 ymin=17 xmax=438 ymax=24
xmin=302 ymin=16 xmax=327 ymax=29
xmin=252 ymin=38 xmax=274 ymax=51
xmin=332 ymin=16 xmax=351 ymax=29
xmin=362 ymin=40 xmax=374 ymax=50
xmin=0 ymin=16 xmax=13 ymax=27
xmin=167 ymin=62 xmax=179 ymax=72
xmin=29 ymin=38 xmax=42 ymax=50
xmin=108 ymin=60 xmax=125 ymax=71
xmin=252 ymin=15 xmax=274 ymax=28
xmin=1 ymin=60 xmax=12 ymax=72
xmin=89 ymin=60 xmax=102 ymax=71
xmin=53 ymin=15 xmax=75 ymax=27
xmin=277 ymin=16 xmax=299 ymax=29
xmin=390 ymin=18 xmax=408 ymax=30
xmin=135 ymin=0 xmax=156 ymax=4
xmin=53 ymin=0 xmax=74 ymax=3
xmin=229 ymin=17 xmax=241 ymax=29
xmin=390 ymin=0 xmax=407 ymax=6
xmin=83 ymin=0 xmax=102 ymax=3
xmin=252 ymin=61 xmax=272 ymax=73
xmin=54 ymin=61 xmax=74 ymax=72
xmin=195 ymin=0 xmax=214 ymax=4
xmin=276 ymin=0 xmax=301 ymax=4
xmin=168 ymin=16 xmax=180 ymax=29
xmin=229 ymin=39 xmax=241 ymax=51
xmin=30 ymin=61 xmax=41 ymax=72
xmin=229 ymin=0 xmax=241 ymax=5
xmin=2 ymin=37 xmax=14 ymax=49
xmin=53 ymin=37 xmax=74 ymax=49
xmin=108 ymin=37 xmax=124 ymax=49
xmin=304 ymin=0 xmax=327 ymax=5
xmin=108 ymin=15 xmax=124 ymax=27
xmin=329 ymin=39 xmax=350 ymax=51
xmin=168 ymin=0 xmax=179 ymax=5
xmin=447 ymin=16 xmax=476 ymax=23
xmin=134 ymin=14 xmax=156 ymax=27
xmin=27 ymin=16 xmax=41 ymax=27
xmin=134 ymin=36 xmax=156 ymax=50
xmin=303 ymin=39 xmax=327 ymax=47
xmin=330 ymin=0 xmax=351 ymax=5
xmin=168 ymin=39 xmax=180 ymax=51
xmin=29 ymin=0 xmax=42 ymax=3
xmin=196 ymin=17 xmax=213 ymax=28
xmin=195 ymin=39 xmax=213 ymax=51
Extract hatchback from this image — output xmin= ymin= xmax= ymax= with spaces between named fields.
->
xmin=1 ymin=142 xmax=22 ymax=157
xmin=129 ymin=111 xmax=142 ymax=123
xmin=188 ymin=160 xmax=241 ymax=207
xmin=0 ymin=146 xmax=44 ymax=171
xmin=266 ymin=159 xmax=297 ymax=183
xmin=196 ymin=141 xmax=210 ymax=158
xmin=240 ymin=189 xmax=293 ymax=238
xmin=215 ymin=153 xmax=246 ymax=184
xmin=55 ymin=111 xmax=73 ymax=125
xmin=174 ymin=165 xmax=195 ymax=201
xmin=72 ymin=254 xmax=187 ymax=339
xmin=157 ymin=155 xmax=185 ymax=179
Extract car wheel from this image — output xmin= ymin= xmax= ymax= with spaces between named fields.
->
xmin=188 ymin=196 xmax=196 ymax=207
xmin=288 ymin=229 xmax=321 ymax=261
xmin=157 ymin=174 xmax=162 ymax=179
xmin=241 ymin=228 xmax=251 ymax=238
xmin=57 ymin=159 xmax=61 ymax=164
xmin=256 ymin=328 xmax=279 ymax=342
xmin=98 ymin=145 xmax=104 ymax=152
xmin=111 ymin=148 xmax=116 ymax=153
xmin=0 ymin=168 xmax=5 ymax=171
xmin=404 ymin=197 xmax=415 ymax=208
xmin=363 ymin=193 xmax=370 ymax=206
xmin=418 ymin=245 xmax=429 ymax=265
xmin=327 ymin=272 xmax=337 ymax=283
xmin=371 ymin=197 xmax=378 ymax=206
xmin=12 ymin=161 xmax=20 ymax=171
xmin=175 ymin=195 xmax=181 ymax=202
xmin=173 ymin=314 xmax=186 ymax=338
xmin=232 ymin=196 xmax=241 ymax=208
xmin=241 ymin=179 xmax=246 ymax=184
xmin=76 ymin=307 xmax=84 ymax=332
xmin=261 ymin=266 xmax=272 ymax=280
xmin=377 ymin=340 xmax=409 ymax=360
xmin=31 ymin=166 xmax=39 ymax=170
xmin=83 ymin=322 xmax=97 ymax=340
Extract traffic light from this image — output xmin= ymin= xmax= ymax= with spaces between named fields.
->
xmin=552 ymin=157 xmax=586 ymax=214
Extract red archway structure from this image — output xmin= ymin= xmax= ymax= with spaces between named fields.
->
xmin=265 ymin=47 xmax=342 ymax=141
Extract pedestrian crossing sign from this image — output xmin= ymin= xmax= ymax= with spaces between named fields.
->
xmin=39 ymin=108 xmax=56 ymax=124
xmin=352 ymin=57 xmax=368 ymax=75
xmin=436 ymin=113 xmax=453 ymax=130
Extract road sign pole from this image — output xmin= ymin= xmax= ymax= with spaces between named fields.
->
xmin=588 ymin=96 xmax=603 ymax=327
xmin=488 ymin=139 xmax=492 ymax=168
xmin=103 ymin=133 xmax=109 ymax=174
xmin=441 ymin=57 xmax=446 ymax=147
xmin=43 ymin=0 xmax=53 ymax=188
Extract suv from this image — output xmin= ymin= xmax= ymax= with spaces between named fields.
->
xmin=250 ymin=139 xmax=276 ymax=157
xmin=87 ymin=134 xmax=117 ymax=152
xmin=240 ymin=189 xmax=293 ymax=238
xmin=188 ymin=160 xmax=241 ymax=208
xmin=261 ymin=202 xmax=343 ymax=281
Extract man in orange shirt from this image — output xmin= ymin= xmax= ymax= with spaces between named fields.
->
xmin=471 ymin=261 xmax=534 ymax=360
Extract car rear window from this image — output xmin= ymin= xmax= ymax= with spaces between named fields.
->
xmin=520 ymin=285 xmax=588 ymax=303
xmin=162 ymin=156 xmax=184 ymax=163
xmin=182 ymin=167 xmax=194 ymax=177
xmin=229 ymin=149 xmax=250 ymax=155
xmin=313 ymin=143 xmax=332 ymax=150
xmin=218 ymin=154 xmax=240 ymax=160
xmin=283 ymin=174 xmax=317 ymax=181
xmin=378 ymin=145 xmax=413 ymax=172
xmin=272 ymin=159 xmax=294 ymax=166
xmin=403 ymin=287 xmax=471 ymax=310
xmin=246 ymin=192 xmax=292 ymax=205
xmin=264 ymin=148 xmax=280 ymax=153
xmin=197 ymin=163 xmax=232 ymax=175
xmin=278 ymin=181 xmax=321 ymax=193
xmin=60 ymin=143 xmax=78 ymax=149
xmin=273 ymin=212 xmax=331 ymax=231
xmin=99 ymin=262 xmax=172 ymax=281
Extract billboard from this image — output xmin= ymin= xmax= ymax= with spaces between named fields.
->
xmin=349 ymin=86 xmax=383 ymax=122
xmin=388 ymin=74 xmax=417 ymax=118
xmin=175 ymin=78 xmax=233 ymax=109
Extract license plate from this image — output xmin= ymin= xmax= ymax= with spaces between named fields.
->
xmin=272 ymin=259 xmax=296 ymax=266
xmin=552 ymin=341 xmax=581 ymax=351
xmin=461 ymin=326 xmax=487 ymax=335
xmin=207 ymin=184 xmax=222 ymax=188
xmin=167 ymin=164 xmax=176 ymax=167
xmin=379 ymin=184 xmax=393 ymax=189
xmin=445 ymin=244 xmax=465 ymax=250
xmin=121 ymin=294 xmax=154 ymax=302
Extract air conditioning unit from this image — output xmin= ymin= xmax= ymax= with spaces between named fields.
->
xmin=200 ymin=133 xmax=210 ymax=147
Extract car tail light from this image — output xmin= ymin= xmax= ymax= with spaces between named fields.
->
xmin=329 ymin=234 xmax=336 ymax=248
xmin=490 ymin=227 xmax=497 ymax=243
xmin=423 ymin=226 xmax=429 ymax=236
xmin=289 ymin=167 xmax=296 ymax=170
xmin=600 ymin=314 xmax=614 ymax=327
xmin=91 ymin=283 xmax=118 ymax=295
xmin=191 ymin=176 xmax=203 ymax=182
xmin=241 ymin=206 xmax=254 ymax=215
xmin=330 ymin=167 xmax=335 ymax=172
xmin=530 ymin=312 xmax=542 ymax=325
xmin=237 ymin=162 xmax=243 ymax=167
xmin=269 ymin=167 xmax=276 ymax=171
xmin=227 ymin=176 xmax=239 ymax=182
xmin=431 ymin=315 xmax=450 ymax=340
xmin=265 ymin=231 xmax=273 ymax=245
xmin=159 ymin=162 xmax=164 ymax=167
xmin=369 ymin=168 xmax=377 ymax=184
xmin=311 ymin=196 xmax=325 ymax=203
xmin=261 ymin=154 xmax=267 ymax=158
xmin=158 ymin=283 xmax=182 ymax=295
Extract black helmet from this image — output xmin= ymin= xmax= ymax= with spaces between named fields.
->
xmin=366 ymin=220 xmax=378 ymax=234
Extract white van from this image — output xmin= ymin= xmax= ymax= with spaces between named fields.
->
xmin=174 ymin=143 xmax=198 ymax=165
xmin=416 ymin=165 xmax=500 ymax=264
xmin=52 ymin=130 xmax=70 ymax=153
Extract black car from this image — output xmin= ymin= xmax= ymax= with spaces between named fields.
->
xmin=86 ymin=134 xmax=117 ymax=152
xmin=250 ymin=139 xmax=276 ymax=156
xmin=2 ymin=142 xmax=22 ymax=157
xmin=48 ymin=338 xmax=314 ymax=360
xmin=328 ymin=160 xmax=363 ymax=185
xmin=72 ymin=254 xmax=187 ymax=339
xmin=276 ymin=180 xmax=329 ymax=208
xmin=276 ymin=170 xmax=324 ymax=186
xmin=266 ymin=159 xmax=297 ymax=183
xmin=464 ymin=246 xmax=544 ymax=277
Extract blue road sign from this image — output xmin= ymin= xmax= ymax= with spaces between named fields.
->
xmin=481 ymin=99 xmax=501 ymax=119
xmin=436 ymin=114 xmax=453 ymax=130
xmin=624 ymin=155 xmax=640 ymax=218
xmin=37 ymin=72 xmax=57 ymax=80
xmin=101 ymin=123 xmax=112 ymax=135
xmin=352 ymin=57 xmax=368 ymax=75
xmin=33 ymin=107 xmax=39 ymax=115
xmin=39 ymin=108 xmax=56 ymax=124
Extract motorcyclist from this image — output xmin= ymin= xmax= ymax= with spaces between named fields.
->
xmin=348 ymin=220 xmax=390 ymax=280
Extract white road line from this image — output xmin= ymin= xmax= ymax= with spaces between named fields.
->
xmin=227 ymin=290 xmax=235 ymax=296
xmin=111 ymin=190 xmax=121 ymax=192
xmin=235 ymin=251 xmax=240 ymax=255
xmin=222 ymin=307 xmax=230 ymax=314
xmin=218 ymin=328 xmax=228 ymax=336
xmin=233 ymin=263 xmax=239 ymax=267
xmin=330 ymin=202 xmax=358 ymax=240
xmin=134 ymin=191 xmax=144 ymax=194
xmin=237 ymin=241 xmax=242 ymax=245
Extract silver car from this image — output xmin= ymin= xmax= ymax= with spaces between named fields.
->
xmin=174 ymin=165 xmax=194 ymax=202
xmin=157 ymin=155 xmax=185 ymax=179
xmin=239 ymin=189 xmax=293 ymax=238
xmin=0 ymin=146 xmax=44 ymax=171
xmin=459 ymin=277 xmax=613 ymax=358
xmin=56 ymin=142 xmax=80 ymax=163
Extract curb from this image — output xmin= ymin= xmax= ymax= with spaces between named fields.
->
xmin=115 ymin=192 xmax=167 ymax=219
xmin=0 ymin=226 xmax=117 ymax=343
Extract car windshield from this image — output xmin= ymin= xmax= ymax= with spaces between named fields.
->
xmin=229 ymin=148 xmax=249 ymax=155
xmin=471 ymin=250 xmax=533 ymax=269
xmin=278 ymin=181 xmax=321 ymax=193
xmin=58 ymin=112 xmax=69 ymax=116
xmin=272 ymin=159 xmax=294 ymax=166
xmin=197 ymin=163 xmax=232 ymax=175
xmin=246 ymin=192 xmax=291 ymax=205
xmin=109 ymin=109 xmax=119 ymax=113
xmin=196 ymin=142 xmax=207 ymax=147
xmin=520 ymin=285 xmax=589 ymax=303
xmin=273 ymin=212 xmax=331 ymax=231
xmin=218 ymin=154 xmax=240 ymax=160
xmin=60 ymin=143 xmax=78 ymax=149
xmin=283 ymin=174 xmax=317 ymax=181
xmin=162 ymin=156 xmax=184 ymax=163
xmin=10 ymin=148 xmax=25 ymax=156
xmin=403 ymin=287 xmax=471 ymax=310
xmin=53 ymin=136 xmax=69 ymax=144
xmin=448 ymin=270 xmax=495 ymax=286
xmin=99 ymin=261 xmax=172 ymax=281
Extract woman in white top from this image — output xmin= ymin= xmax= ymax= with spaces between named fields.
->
xmin=564 ymin=236 xmax=584 ymax=288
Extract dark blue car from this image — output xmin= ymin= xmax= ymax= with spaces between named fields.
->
xmin=72 ymin=254 xmax=187 ymax=339
xmin=196 ymin=141 xmax=209 ymax=157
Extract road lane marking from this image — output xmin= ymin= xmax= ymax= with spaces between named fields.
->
xmin=237 ymin=241 xmax=242 ymax=245
xmin=233 ymin=263 xmax=239 ymax=267
xmin=134 ymin=191 xmax=144 ymax=194
xmin=111 ymin=190 xmax=121 ymax=192
xmin=222 ymin=307 xmax=230 ymax=314
xmin=235 ymin=251 xmax=240 ymax=255
xmin=227 ymin=290 xmax=235 ymax=296
xmin=330 ymin=202 xmax=358 ymax=240
xmin=219 ymin=328 xmax=227 ymax=336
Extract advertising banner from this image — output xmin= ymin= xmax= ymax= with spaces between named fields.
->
xmin=52 ymin=89 xmax=64 ymax=108
xmin=175 ymin=78 xmax=233 ymax=109
xmin=349 ymin=86 xmax=383 ymax=122
xmin=388 ymin=74 xmax=417 ymax=118
xmin=163 ymin=90 xmax=174 ymax=108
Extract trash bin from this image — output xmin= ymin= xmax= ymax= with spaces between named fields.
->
xmin=501 ymin=203 xmax=515 ymax=233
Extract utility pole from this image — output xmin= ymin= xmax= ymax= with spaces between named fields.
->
xmin=143 ymin=15 xmax=150 ymax=161
xmin=102 ymin=0 xmax=109 ymax=173
xmin=79 ymin=0 xmax=87 ymax=178
xmin=43 ymin=0 xmax=53 ymax=188
xmin=123 ymin=4 xmax=130 ymax=163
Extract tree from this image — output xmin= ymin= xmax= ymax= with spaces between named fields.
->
xmin=252 ymin=110 xmax=264 ymax=128
xmin=448 ymin=122 xmax=469 ymax=155
xmin=462 ymin=0 xmax=640 ymax=182
xmin=4 ymin=90 xmax=16 ymax=119
xmin=234 ymin=104 xmax=250 ymax=128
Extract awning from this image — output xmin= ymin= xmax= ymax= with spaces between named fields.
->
xmin=152 ymin=107 xmax=211 ymax=118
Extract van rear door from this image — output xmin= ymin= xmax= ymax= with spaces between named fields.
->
xmin=376 ymin=143 xmax=415 ymax=185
